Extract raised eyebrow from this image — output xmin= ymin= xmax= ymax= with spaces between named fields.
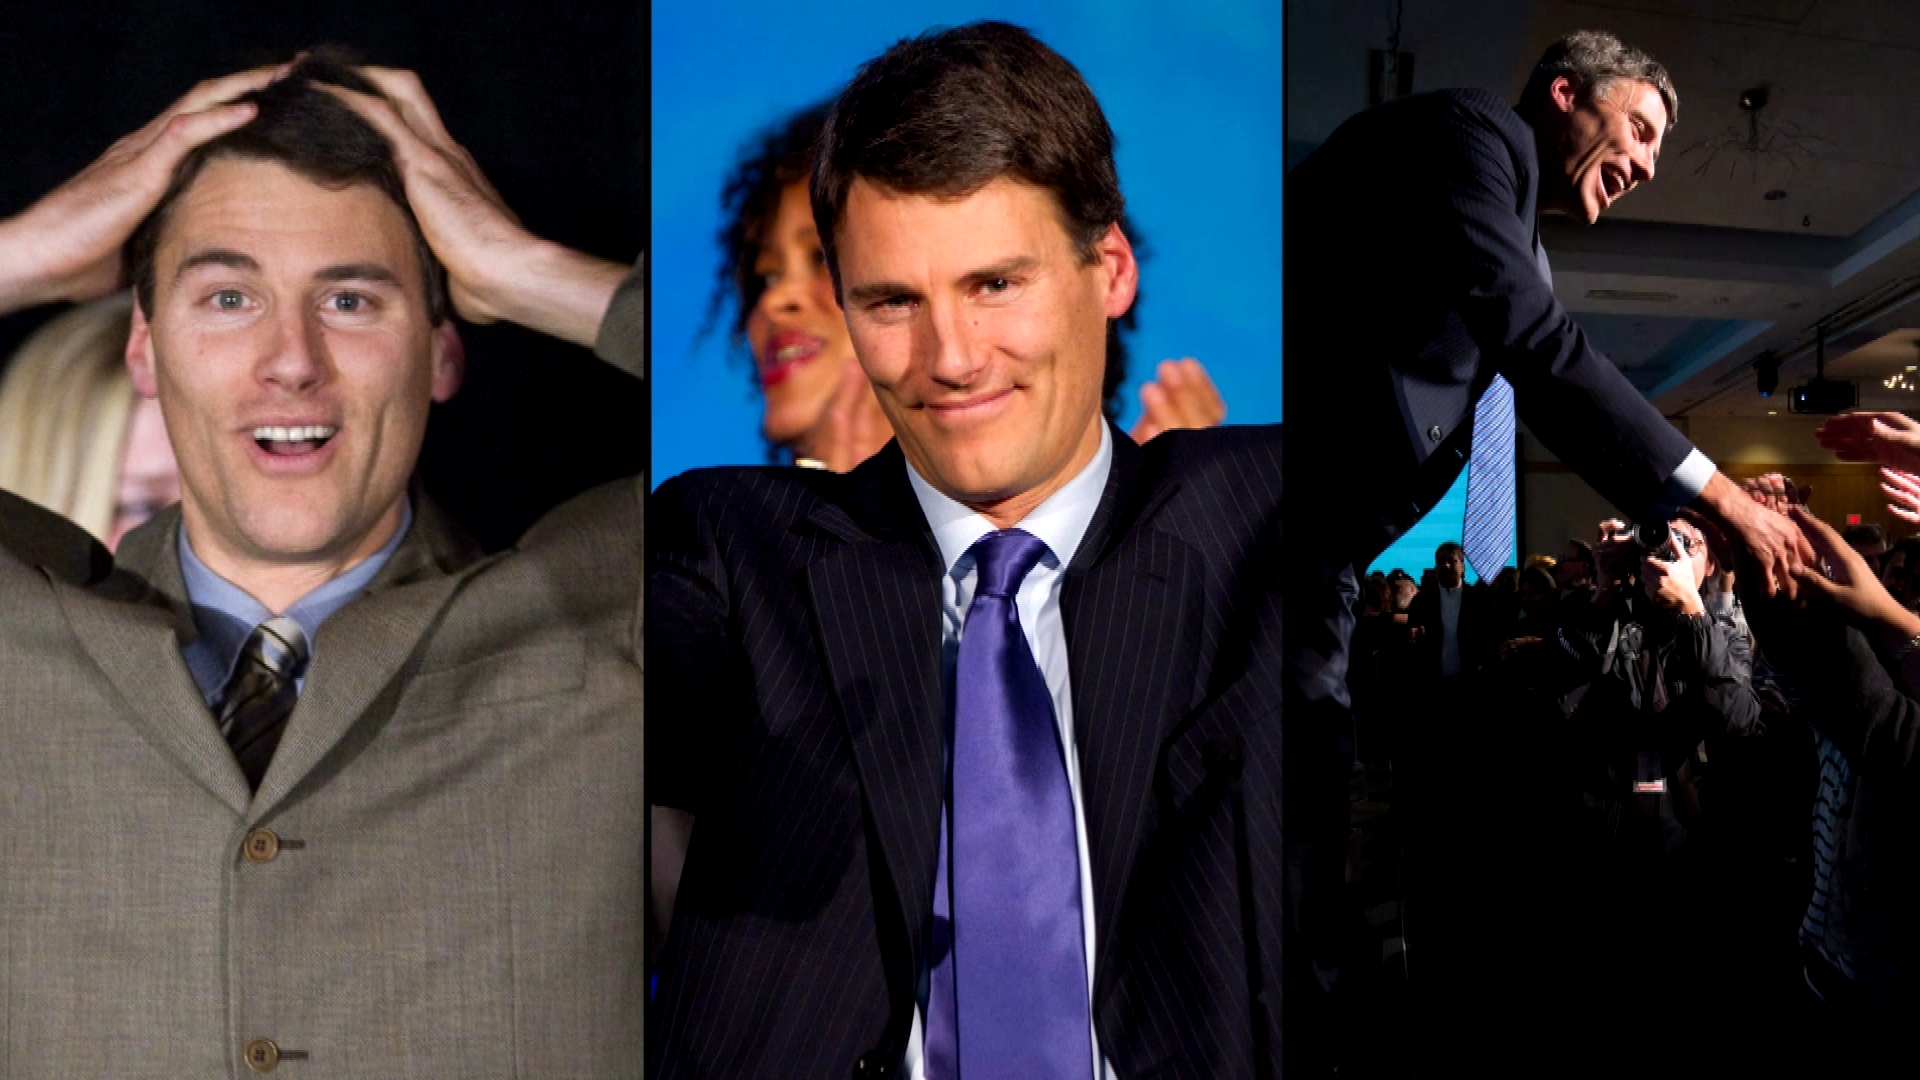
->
xmin=173 ymin=248 xmax=261 ymax=284
xmin=313 ymin=263 xmax=404 ymax=287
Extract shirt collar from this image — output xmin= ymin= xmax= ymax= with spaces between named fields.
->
xmin=178 ymin=500 xmax=413 ymax=690
xmin=905 ymin=423 xmax=1113 ymax=580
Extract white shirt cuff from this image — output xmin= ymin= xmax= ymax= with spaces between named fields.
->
xmin=1653 ymin=447 xmax=1716 ymax=518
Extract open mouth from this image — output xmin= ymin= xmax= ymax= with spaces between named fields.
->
xmin=251 ymin=424 xmax=338 ymax=456
xmin=1600 ymin=166 xmax=1628 ymax=204
xmin=760 ymin=332 xmax=824 ymax=387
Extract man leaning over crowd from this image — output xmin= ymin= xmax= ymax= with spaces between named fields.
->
xmin=649 ymin=22 xmax=1279 ymax=1079
xmin=0 ymin=52 xmax=646 ymax=1077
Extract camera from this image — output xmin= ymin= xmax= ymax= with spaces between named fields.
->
xmin=1603 ymin=519 xmax=1688 ymax=564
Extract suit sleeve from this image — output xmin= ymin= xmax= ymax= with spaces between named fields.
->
xmin=593 ymin=254 xmax=645 ymax=381
xmin=1431 ymin=101 xmax=1701 ymax=518
xmin=646 ymin=474 xmax=738 ymax=812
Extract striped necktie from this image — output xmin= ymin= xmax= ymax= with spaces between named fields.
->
xmin=1462 ymin=374 xmax=1515 ymax=583
xmin=925 ymin=528 xmax=1093 ymax=1079
xmin=217 ymin=615 xmax=309 ymax=793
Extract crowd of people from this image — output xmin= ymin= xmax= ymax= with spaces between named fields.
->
xmin=1334 ymin=486 xmax=1920 ymax=1074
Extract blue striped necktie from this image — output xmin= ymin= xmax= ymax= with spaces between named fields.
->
xmin=925 ymin=528 xmax=1094 ymax=1079
xmin=1462 ymin=374 xmax=1515 ymax=583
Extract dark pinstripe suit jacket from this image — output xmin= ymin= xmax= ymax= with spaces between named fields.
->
xmin=648 ymin=424 xmax=1282 ymax=1079
xmin=1285 ymin=88 xmax=1696 ymax=568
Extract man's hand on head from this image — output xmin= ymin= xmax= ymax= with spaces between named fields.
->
xmin=315 ymin=67 xmax=630 ymax=348
xmin=1696 ymin=470 xmax=1815 ymax=599
xmin=0 ymin=64 xmax=285 ymax=316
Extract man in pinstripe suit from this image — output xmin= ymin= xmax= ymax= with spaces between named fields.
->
xmin=650 ymin=22 xmax=1280 ymax=1080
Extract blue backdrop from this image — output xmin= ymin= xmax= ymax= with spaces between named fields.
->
xmin=652 ymin=0 xmax=1282 ymax=484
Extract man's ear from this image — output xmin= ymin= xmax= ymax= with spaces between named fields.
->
xmin=1549 ymin=74 xmax=1580 ymax=116
xmin=430 ymin=319 xmax=465 ymax=403
xmin=126 ymin=297 xmax=160 ymax=398
xmin=1097 ymin=222 xmax=1139 ymax=320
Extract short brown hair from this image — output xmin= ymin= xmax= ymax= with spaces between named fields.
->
xmin=809 ymin=21 xmax=1124 ymax=282
xmin=125 ymin=47 xmax=449 ymax=324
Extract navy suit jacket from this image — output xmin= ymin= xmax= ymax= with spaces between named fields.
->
xmin=647 ymin=426 xmax=1282 ymax=1079
xmin=1284 ymin=88 xmax=1697 ymax=569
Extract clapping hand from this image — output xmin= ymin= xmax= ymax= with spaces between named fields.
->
xmin=1130 ymin=358 xmax=1226 ymax=444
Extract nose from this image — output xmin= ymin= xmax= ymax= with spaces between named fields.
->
xmin=758 ymin=274 xmax=805 ymax=320
xmin=259 ymin=306 xmax=329 ymax=394
xmin=920 ymin=299 xmax=986 ymax=389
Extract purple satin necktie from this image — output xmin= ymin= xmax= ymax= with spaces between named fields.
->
xmin=925 ymin=528 xmax=1094 ymax=1079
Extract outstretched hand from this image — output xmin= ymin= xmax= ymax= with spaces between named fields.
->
xmin=1130 ymin=358 xmax=1225 ymax=444
xmin=1882 ymin=467 xmax=1920 ymax=524
xmin=1787 ymin=504 xmax=1920 ymax=636
xmin=1698 ymin=470 xmax=1815 ymax=599
xmin=317 ymin=67 xmax=629 ymax=347
xmin=0 ymin=64 xmax=285 ymax=315
xmin=1816 ymin=411 xmax=1920 ymax=474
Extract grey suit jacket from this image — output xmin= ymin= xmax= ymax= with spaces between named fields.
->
xmin=0 ymin=461 xmax=644 ymax=1073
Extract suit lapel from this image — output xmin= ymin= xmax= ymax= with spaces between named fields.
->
xmin=1060 ymin=432 xmax=1202 ymax=986
xmin=804 ymin=447 xmax=948 ymax=971
xmin=61 ymin=508 xmax=251 ymax=814
xmin=92 ymin=497 xmax=487 ymax=818
xmin=252 ymin=496 xmax=486 ymax=815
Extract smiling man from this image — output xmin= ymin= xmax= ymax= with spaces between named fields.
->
xmin=0 ymin=53 xmax=645 ymax=1076
xmin=650 ymin=22 xmax=1280 ymax=1080
xmin=1282 ymin=31 xmax=1817 ymax=1068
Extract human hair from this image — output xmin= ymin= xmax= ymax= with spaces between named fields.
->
xmin=1435 ymin=541 xmax=1465 ymax=563
xmin=0 ymin=293 xmax=138 ymax=540
xmin=811 ymin=21 xmax=1125 ymax=280
xmin=1843 ymin=523 xmax=1887 ymax=549
xmin=720 ymin=83 xmax=1137 ymax=422
xmin=1518 ymin=30 xmax=1678 ymax=133
xmin=124 ymin=47 xmax=449 ymax=324
xmin=1520 ymin=566 xmax=1557 ymax=596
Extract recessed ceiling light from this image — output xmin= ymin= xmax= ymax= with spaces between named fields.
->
xmin=1764 ymin=189 xmax=1788 ymax=201
xmin=1768 ymin=410 xmax=1778 ymax=415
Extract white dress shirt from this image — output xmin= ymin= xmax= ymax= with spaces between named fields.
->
xmin=900 ymin=423 xmax=1118 ymax=1080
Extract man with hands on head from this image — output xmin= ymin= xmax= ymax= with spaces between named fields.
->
xmin=0 ymin=52 xmax=645 ymax=1077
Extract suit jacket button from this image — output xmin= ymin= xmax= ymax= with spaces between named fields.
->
xmin=1427 ymin=425 xmax=1444 ymax=441
xmin=243 ymin=1038 xmax=280 ymax=1072
xmin=243 ymin=828 xmax=281 ymax=863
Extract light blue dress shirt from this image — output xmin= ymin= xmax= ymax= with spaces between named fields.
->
xmin=178 ymin=500 xmax=413 ymax=705
xmin=900 ymin=424 xmax=1118 ymax=1080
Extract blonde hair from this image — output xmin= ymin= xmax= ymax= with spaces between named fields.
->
xmin=0 ymin=293 xmax=138 ymax=540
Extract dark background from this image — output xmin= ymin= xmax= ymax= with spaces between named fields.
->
xmin=0 ymin=0 xmax=646 ymax=551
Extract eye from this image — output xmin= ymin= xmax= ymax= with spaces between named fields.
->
xmin=982 ymin=277 xmax=1011 ymax=294
xmin=325 ymin=291 xmax=375 ymax=314
xmin=213 ymin=289 xmax=247 ymax=311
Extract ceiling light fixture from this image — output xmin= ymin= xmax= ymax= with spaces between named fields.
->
xmin=1681 ymin=83 xmax=1834 ymax=181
